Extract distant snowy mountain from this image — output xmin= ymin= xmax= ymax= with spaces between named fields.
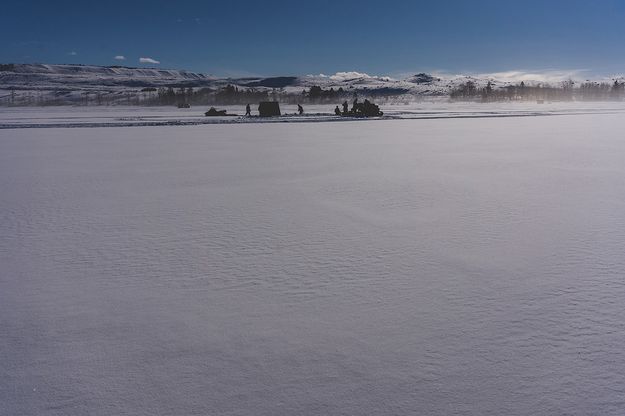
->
xmin=1 ymin=63 xmax=622 ymax=106
xmin=0 ymin=63 xmax=500 ymax=94
xmin=0 ymin=63 xmax=217 ymax=90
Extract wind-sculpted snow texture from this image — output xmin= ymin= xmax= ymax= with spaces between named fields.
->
xmin=1 ymin=111 xmax=625 ymax=415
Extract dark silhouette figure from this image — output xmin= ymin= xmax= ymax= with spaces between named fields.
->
xmin=363 ymin=99 xmax=371 ymax=114
xmin=352 ymin=98 xmax=359 ymax=112
xmin=297 ymin=104 xmax=304 ymax=115
xmin=245 ymin=103 xmax=251 ymax=116
xmin=335 ymin=106 xmax=341 ymax=116
xmin=342 ymin=101 xmax=349 ymax=114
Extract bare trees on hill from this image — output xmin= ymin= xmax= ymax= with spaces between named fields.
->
xmin=450 ymin=79 xmax=625 ymax=102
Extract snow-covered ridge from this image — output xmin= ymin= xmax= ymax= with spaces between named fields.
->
xmin=0 ymin=63 xmax=217 ymax=90
xmin=2 ymin=63 xmax=623 ymax=106
xmin=0 ymin=63 xmax=507 ymax=94
xmin=8 ymin=63 xmax=212 ymax=79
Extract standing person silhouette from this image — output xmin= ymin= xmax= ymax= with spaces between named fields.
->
xmin=297 ymin=104 xmax=304 ymax=115
xmin=335 ymin=106 xmax=342 ymax=116
xmin=342 ymin=101 xmax=349 ymax=114
xmin=245 ymin=103 xmax=251 ymax=116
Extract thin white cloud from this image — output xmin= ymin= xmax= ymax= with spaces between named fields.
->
xmin=68 ymin=51 xmax=77 ymax=56
xmin=114 ymin=55 xmax=126 ymax=61
xmin=139 ymin=57 xmax=160 ymax=64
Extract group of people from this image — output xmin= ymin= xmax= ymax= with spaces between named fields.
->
xmin=334 ymin=98 xmax=383 ymax=117
xmin=241 ymin=99 xmax=382 ymax=118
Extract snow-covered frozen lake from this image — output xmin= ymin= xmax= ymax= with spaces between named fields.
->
xmin=2 ymin=101 xmax=625 ymax=128
xmin=2 ymin=106 xmax=625 ymax=415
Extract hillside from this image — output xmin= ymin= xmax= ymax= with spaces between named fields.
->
xmin=0 ymin=63 xmax=620 ymax=106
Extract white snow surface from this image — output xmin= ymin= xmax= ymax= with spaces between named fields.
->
xmin=1 ymin=107 xmax=625 ymax=415
xmin=2 ymin=101 xmax=625 ymax=129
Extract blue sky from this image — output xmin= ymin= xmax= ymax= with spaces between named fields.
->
xmin=2 ymin=0 xmax=625 ymax=77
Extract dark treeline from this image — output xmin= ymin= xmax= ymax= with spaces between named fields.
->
xmin=450 ymin=80 xmax=625 ymax=101
xmin=302 ymin=86 xmax=348 ymax=102
xmin=1 ymin=85 xmax=276 ymax=107
xmin=147 ymin=85 xmax=275 ymax=106
xmin=149 ymin=84 xmax=352 ymax=106
xmin=5 ymin=79 xmax=624 ymax=107
xmin=142 ymin=84 xmax=408 ymax=106
xmin=146 ymin=85 xmax=286 ymax=106
xmin=299 ymin=86 xmax=410 ymax=103
xmin=0 ymin=88 xmax=148 ymax=106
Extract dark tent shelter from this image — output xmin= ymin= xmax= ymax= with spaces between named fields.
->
xmin=258 ymin=101 xmax=281 ymax=117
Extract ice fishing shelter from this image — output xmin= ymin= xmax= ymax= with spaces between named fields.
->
xmin=258 ymin=101 xmax=281 ymax=117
